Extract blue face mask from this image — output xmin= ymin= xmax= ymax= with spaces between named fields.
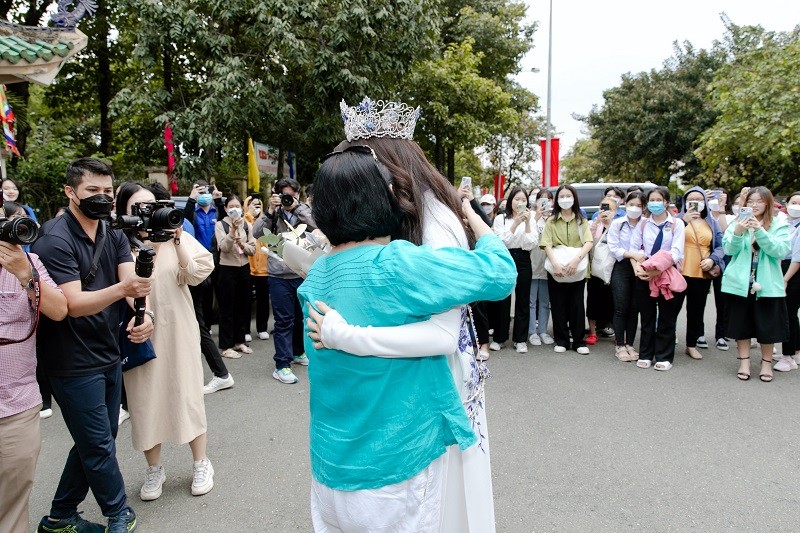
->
xmin=197 ymin=193 xmax=213 ymax=206
xmin=647 ymin=201 xmax=666 ymax=216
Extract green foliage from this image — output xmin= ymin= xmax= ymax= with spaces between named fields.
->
xmin=560 ymin=138 xmax=604 ymax=184
xmin=484 ymin=107 xmax=542 ymax=190
xmin=695 ymin=27 xmax=800 ymax=193
xmin=585 ymin=42 xmax=724 ymax=185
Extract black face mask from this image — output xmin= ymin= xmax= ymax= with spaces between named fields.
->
xmin=74 ymin=193 xmax=114 ymax=220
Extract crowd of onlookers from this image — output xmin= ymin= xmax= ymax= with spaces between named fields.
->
xmin=474 ymin=182 xmax=800 ymax=381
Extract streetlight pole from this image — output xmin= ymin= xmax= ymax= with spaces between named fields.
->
xmin=544 ymin=0 xmax=553 ymax=187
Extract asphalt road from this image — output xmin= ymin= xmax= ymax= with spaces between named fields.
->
xmin=28 ymin=299 xmax=800 ymax=532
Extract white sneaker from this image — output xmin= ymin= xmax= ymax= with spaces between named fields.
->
xmin=528 ymin=334 xmax=542 ymax=345
xmin=774 ymin=356 xmax=798 ymax=372
xmin=273 ymin=368 xmax=298 ymax=384
xmin=515 ymin=342 xmax=528 ymax=353
xmin=576 ymin=346 xmax=590 ymax=355
xmin=192 ymin=459 xmax=214 ymax=496
xmin=489 ymin=342 xmax=502 ymax=351
xmin=540 ymin=333 xmax=555 ymax=345
xmin=554 ymin=345 xmax=567 ymax=353
xmin=244 ymin=334 xmax=252 ymax=342
xmin=793 ymin=354 xmax=800 ymax=365
xmin=140 ymin=465 xmax=166 ymax=501
xmin=258 ymin=331 xmax=270 ymax=340
xmin=40 ymin=407 xmax=53 ymax=419
xmin=118 ymin=407 xmax=130 ymax=426
xmin=204 ymin=374 xmax=235 ymax=394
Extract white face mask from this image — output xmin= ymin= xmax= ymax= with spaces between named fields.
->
xmin=626 ymin=206 xmax=642 ymax=219
xmin=252 ymin=207 xmax=262 ymax=216
xmin=481 ymin=204 xmax=494 ymax=215
xmin=227 ymin=207 xmax=243 ymax=219
xmin=708 ymin=199 xmax=720 ymax=212
xmin=732 ymin=205 xmax=740 ymax=216
xmin=688 ymin=200 xmax=705 ymax=213
xmin=557 ymin=198 xmax=574 ymax=210
xmin=788 ymin=205 xmax=800 ymax=219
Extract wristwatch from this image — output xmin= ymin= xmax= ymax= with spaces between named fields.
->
xmin=20 ymin=276 xmax=34 ymax=291
xmin=144 ymin=310 xmax=156 ymax=324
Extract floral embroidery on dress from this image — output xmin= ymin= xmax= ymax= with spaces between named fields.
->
xmin=458 ymin=305 xmax=491 ymax=452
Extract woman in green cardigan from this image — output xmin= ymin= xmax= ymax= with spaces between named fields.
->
xmin=722 ymin=186 xmax=791 ymax=382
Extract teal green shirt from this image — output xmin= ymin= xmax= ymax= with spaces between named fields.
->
xmin=721 ymin=217 xmax=790 ymax=298
xmin=298 ymin=234 xmax=516 ymax=491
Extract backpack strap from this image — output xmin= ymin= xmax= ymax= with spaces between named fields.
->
xmin=82 ymin=221 xmax=108 ymax=289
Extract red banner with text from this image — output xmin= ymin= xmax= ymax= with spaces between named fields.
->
xmin=540 ymin=138 xmax=559 ymax=188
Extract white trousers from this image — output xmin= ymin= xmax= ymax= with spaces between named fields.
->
xmin=310 ymin=455 xmax=444 ymax=533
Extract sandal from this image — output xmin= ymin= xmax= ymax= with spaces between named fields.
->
xmin=760 ymin=358 xmax=773 ymax=382
xmin=736 ymin=356 xmax=750 ymax=381
xmin=636 ymin=359 xmax=652 ymax=369
xmin=234 ymin=344 xmax=253 ymax=354
xmin=685 ymin=347 xmax=703 ymax=360
xmin=626 ymin=345 xmax=639 ymax=361
xmin=221 ymin=348 xmax=242 ymax=359
xmin=615 ymin=346 xmax=631 ymax=362
xmin=654 ymin=361 xmax=673 ymax=371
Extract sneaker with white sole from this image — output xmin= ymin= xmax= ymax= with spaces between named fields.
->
xmin=273 ymin=368 xmax=298 ymax=384
xmin=489 ymin=342 xmax=502 ymax=351
xmin=203 ymin=374 xmax=235 ymax=394
xmin=40 ymin=407 xmax=53 ymax=419
xmin=528 ymin=334 xmax=542 ymax=345
xmin=576 ymin=346 xmax=590 ymax=355
xmin=244 ymin=334 xmax=252 ymax=342
xmin=554 ymin=345 xmax=567 ymax=353
xmin=191 ymin=459 xmax=214 ymax=496
xmin=540 ymin=333 xmax=554 ymax=345
xmin=118 ymin=407 xmax=130 ymax=426
xmin=515 ymin=342 xmax=528 ymax=353
xmin=140 ymin=465 xmax=166 ymax=501
xmin=292 ymin=354 xmax=310 ymax=366
xmin=774 ymin=356 xmax=798 ymax=372
xmin=258 ymin=331 xmax=270 ymax=340
xmin=600 ymin=327 xmax=615 ymax=337
xmin=477 ymin=351 xmax=490 ymax=361
xmin=696 ymin=336 xmax=709 ymax=349
xmin=794 ymin=354 xmax=800 ymax=365
xmin=716 ymin=338 xmax=729 ymax=351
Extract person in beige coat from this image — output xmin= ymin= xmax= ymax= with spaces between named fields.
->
xmin=115 ymin=182 xmax=216 ymax=502
xmin=215 ymin=194 xmax=257 ymax=358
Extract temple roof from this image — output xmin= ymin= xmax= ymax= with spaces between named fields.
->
xmin=0 ymin=22 xmax=87 ymax=85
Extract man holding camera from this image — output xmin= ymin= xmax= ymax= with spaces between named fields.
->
xmin=0 ymin=238 xmax=68 ymax=533
xmin=31 ymin=158 xmax=153 ymax=533
xmin=257 ymin=178 xmax=315 ymax=384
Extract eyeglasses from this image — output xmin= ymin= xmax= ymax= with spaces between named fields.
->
xmin=746 ymin=199 xmax=766 ymax=206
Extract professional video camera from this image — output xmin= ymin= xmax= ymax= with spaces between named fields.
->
xmin=111 ymin=200 xmax=183 ymax=243
xmin=0 ymin=216 xmax=38 ymax=245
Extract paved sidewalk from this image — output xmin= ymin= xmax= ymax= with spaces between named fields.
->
xmin=29 ymin=303 xmax=800 ymax=532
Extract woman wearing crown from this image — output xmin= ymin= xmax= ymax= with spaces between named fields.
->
xmin=306 ymin=98 xmax=500 ymax=532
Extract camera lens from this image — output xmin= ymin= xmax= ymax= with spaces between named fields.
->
xmin=150 ymin=207 xmax=184 ymax=229
xmin=0 ymin=217 xmax=38 ymax=245
xmin=280 ymin=194 xmax=295 ymax=207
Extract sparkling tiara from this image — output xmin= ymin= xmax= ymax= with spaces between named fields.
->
xmin=340 ymin=98 xmax=421 ymax=142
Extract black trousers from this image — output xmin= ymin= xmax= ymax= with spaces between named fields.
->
xmin=611 ymin=260 xmax=638 ymax=347
xmin=636 ymin=279 xmax=682 ymax=363
xmin=547 ymin=275 xmax=587 ymax=350
xmin=201 ymin=267 xmax=218 ymax=327
xmin=782 ymin=260 xmax=800 ymax=355
xmin=252 ymin=275 xmax=271 ymax=333
xmin=189 ymin=283 xmax=229 ymax=378
xmin=509 ymin=249 xmax=532 ymax=343
xmin=216 ymin=265 xmax=251 ymax=350
xmin=712 ymin=274 xmax=729 ymax=341
xmin=674 ymin=276 xmax=712 ymax=348
xmin=472 ymin=301 xmax=490 ymax=346
xmin=490 ymin=296 xmax=512 ymax=343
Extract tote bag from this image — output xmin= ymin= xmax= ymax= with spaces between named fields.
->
xmin=544 ymin=220 xmax=588 ymax=283
xmin=591 ymin=228 xmax=615 ymax=284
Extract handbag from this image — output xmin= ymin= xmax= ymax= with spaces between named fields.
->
xmin=590 ymin=228 xmax=615 ymax=284
xmin=688 ymin=221 xmax=721 ymax=279
xmin=544 ymin=219 xmax=588 ymax=283
xmin=119 ymin=306 xmax=157 ymax=371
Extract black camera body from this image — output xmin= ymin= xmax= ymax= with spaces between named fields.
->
xmin=0 ymin=216 xmax=38 ymax=245
xmin=280 ymin=193 xmax=296 ymax=208
xmin=111 ymin=201 xmax=184 ymax=243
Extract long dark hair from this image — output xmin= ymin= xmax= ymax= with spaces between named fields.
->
xmin=115 ymin=181 xmax=146 ymax=218
xmin=335 ymin=138 xmax=470 ymax=246
xmin=503 ymin=186 xmax=529 ymax=219
xmin=552 ymin=184 xmax=585 ymax=222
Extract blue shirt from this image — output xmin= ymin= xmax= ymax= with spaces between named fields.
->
xmin=297 ymin=234 xmax=516 ymax=491
xmin=181 ymin=219 xmax=195 ymax=238
xmin=193 ymin=204 xmax=217 ymax=250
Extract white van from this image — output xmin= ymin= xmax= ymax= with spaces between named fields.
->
xmin=546 ymin=182 xmax=656 ymax=217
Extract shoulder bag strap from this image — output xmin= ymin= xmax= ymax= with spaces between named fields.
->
xmin=82 ymin=221 xmax=108 ymax=288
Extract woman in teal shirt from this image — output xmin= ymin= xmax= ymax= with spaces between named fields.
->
xmin=298 ymin=146 xmax=516 ymax=532
xmin=722 ymin=186 xmax=790 ymax=382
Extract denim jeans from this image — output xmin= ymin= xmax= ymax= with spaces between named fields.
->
xmin=270 ymin=277 xmax=305 ymax=369
xmin=48 ymin=364 xmax=130 ymax=519
xmin=528 ymin=278 xmax=550 ymax=335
